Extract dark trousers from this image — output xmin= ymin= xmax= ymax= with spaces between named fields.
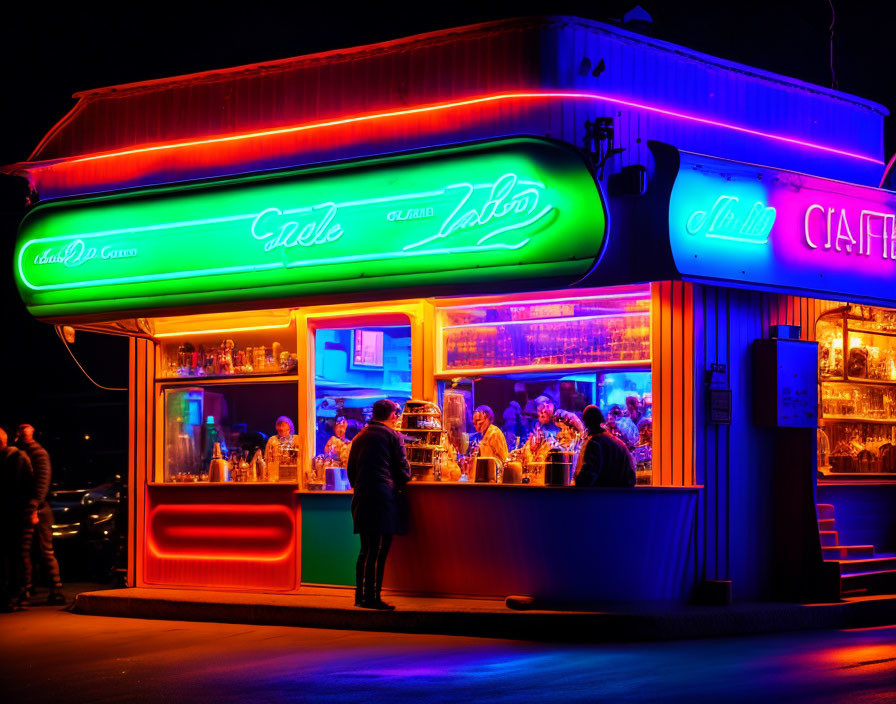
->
xmin=22 ymin=504 xmax=62 ymax=591
xmin=355 ymin=533 xmax=392 ymax=603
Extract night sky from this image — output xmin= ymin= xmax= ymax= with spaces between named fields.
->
xmin=2 ymin=1 xmax=893 ymax=486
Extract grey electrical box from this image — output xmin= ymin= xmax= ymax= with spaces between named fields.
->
xmin=753 ymin=339 xmax=819 ymax=428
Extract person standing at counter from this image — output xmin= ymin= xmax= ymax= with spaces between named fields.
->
xmin=574 ymin=406 xmax=636 ymax=487
xmin=347 ymin=399 xmax=411 ymax=610
xmin=472 ymin=406 xmax=509 ymax=462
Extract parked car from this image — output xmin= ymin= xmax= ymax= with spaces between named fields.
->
xmin=48 ymin=482 xmax=122 ymax=582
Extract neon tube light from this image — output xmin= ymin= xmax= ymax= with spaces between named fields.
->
xmin=437 ymin=291 xmax=650 ymax=310
xmin=155 ymin=322 xmax=293 ymax=338
xmin=442 ymin=311 xmax=645 ymax=330
xmin=43 ymin=92 xmax=882 ymax=168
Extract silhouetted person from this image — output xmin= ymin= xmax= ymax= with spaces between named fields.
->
xmin=346 ymin=399 xmax=411 ymax=610
xmin=16 ymin=424 xmax=64 ymax=605
xmin=574 ymin=406 xmax=636 ymax=488
xmin=1 ymin=428 xmax=35 ymax=611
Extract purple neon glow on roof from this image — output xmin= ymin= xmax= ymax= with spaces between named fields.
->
xmin=22 ymin=91 xmax=883 ymax=170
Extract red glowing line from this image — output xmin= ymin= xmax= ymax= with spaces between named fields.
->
xmin=42 ymin=91 xmax=880 ymax=168
xmin=146 ymin=540 xmax=293 ymax=562
xmin=162 ymin=526 xmax=285 ymax=540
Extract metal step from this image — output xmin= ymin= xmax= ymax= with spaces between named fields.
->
xmin=819 ymin=530 xmax=839 ymax=547
xmin=840 ymin=569 xmax=896 ymax=596
xmin=818 ymin=518 xmax=835 ymax=531
xmin=826 ymin=555 xmax=896 ymax=576
xmin=816 ymin=504 xmax=835 ymax=520
xmin=821 ymin=544 xmax=875 ymax=559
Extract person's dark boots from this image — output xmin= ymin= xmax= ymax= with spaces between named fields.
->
xmin=46 ymin=589 xmax=66 ymax=605
xmin=354 ymin=584 xmax=365 ymax=607
xmin=367 ymin=587 xmax=395 ymax=611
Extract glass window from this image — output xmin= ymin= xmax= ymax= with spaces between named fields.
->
xmin=435 ymin=287 xmax=653 ymax=485
xmin=438 ymin=285 xmax=651 ymax=373
xmin=162 ymin=382 xmax=297 ymax=483
xmin=156 ymin=312 xmax=297 ymax=379
xmin=311 ymin=324 xmax=412 ymax=490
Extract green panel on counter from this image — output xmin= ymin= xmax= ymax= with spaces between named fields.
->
xmin=300 ymin=493 xmax=357 ymax=586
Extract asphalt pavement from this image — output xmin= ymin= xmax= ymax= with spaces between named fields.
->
xmin=1 ymin=585 xmax=894 ymax=703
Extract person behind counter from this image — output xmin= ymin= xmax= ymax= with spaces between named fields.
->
xmin=347 ymin=399 xmax=411 ymax=611
xmin=574 ymin=405 xmax=636 ymax=487
xmin=472 ymin=405 xmax=509 ymax=462
xmin=606 ymin=405 xmax=640 ymax=449
xmin=264 ymin=416 xmax=303 ymax=480
xmin=324 ymin=416 xmax=352 ymax=464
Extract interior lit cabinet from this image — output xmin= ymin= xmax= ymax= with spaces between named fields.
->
xmin=816 ymin=305 xmax=896 ymax=476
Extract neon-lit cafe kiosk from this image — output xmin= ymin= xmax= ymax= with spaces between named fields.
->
xmin=7 ymin=17 xmax=895 ymax=604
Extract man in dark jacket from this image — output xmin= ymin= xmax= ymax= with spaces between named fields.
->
xmin=574 ymin=406 xmax=636 ymax=488
xmin=16 ymin=424 xmax=65 ymax=605
xmin=1 ymin=428 xmax=35 ymax=611
xmin=346 ymin=399 xmax=411 ymax=610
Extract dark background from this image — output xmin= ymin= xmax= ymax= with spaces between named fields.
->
xmin=2 ymin=1 xmax=893 ymax=487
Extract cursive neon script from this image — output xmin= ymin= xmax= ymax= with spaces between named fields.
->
xmin=251 ymin=202 xmax=344 ymax=253
xmin=686 ymin=195 xmax=776 ymax=244
xmin=32 ymin=239 xmax=139 ymax=268
xmin=403 ymin=173 xmax=552 ymax=251
xmin=804 ymin=204 xmax=895 ymax=260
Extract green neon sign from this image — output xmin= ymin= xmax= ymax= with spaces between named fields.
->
xmin=15 ymin=138 xmax=606 ymax=317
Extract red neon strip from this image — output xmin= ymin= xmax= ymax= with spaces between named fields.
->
xmin=45 ymin=91 xmax=880 ymax=168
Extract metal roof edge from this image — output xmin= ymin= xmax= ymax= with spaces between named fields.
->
xmin=67 ymin=15 xmax=889 ymax=117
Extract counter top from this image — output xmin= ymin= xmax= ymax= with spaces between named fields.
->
xmin=150 ymin=482 xmax=702 ymax=492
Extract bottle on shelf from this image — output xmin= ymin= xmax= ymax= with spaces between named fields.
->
xmin=208 ymin=442 xmax=230 ymax=482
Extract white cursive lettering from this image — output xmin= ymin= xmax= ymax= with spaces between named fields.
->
xmin=251 ymin=202 xmax=344 ymax=254
xmin=403 ymin=173 xmax=552 ymax=251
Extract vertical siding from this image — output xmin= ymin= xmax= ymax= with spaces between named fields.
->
xmin=130 ymin=337 xmax=155 ymax=588
xmin=694 ymin=285 xmax=830 ymax=598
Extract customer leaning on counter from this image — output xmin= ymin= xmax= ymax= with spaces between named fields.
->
xmin=574 ymin=406 xmax=636 ymax=487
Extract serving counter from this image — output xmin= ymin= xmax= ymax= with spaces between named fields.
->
xmin=143 ymin=483 xmax=697 ymax=601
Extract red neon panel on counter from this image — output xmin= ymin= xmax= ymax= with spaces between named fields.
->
xmin=144 ymin=487 xmax=298 ymax=591
xmin=148 ymin=504 xmax=295 ymax=561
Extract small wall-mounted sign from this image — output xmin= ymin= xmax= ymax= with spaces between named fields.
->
xmin=707 ymin=388 xmax=732 ymax=424
xmin=705 ymin=362 xmax=731 ymax=424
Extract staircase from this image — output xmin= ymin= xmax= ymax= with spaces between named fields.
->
xmin=817 ymin=503 xmax=896 ymax=597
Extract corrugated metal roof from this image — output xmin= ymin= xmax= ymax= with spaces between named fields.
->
xmin=7 ymin=16 xmax=889 ymax=198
